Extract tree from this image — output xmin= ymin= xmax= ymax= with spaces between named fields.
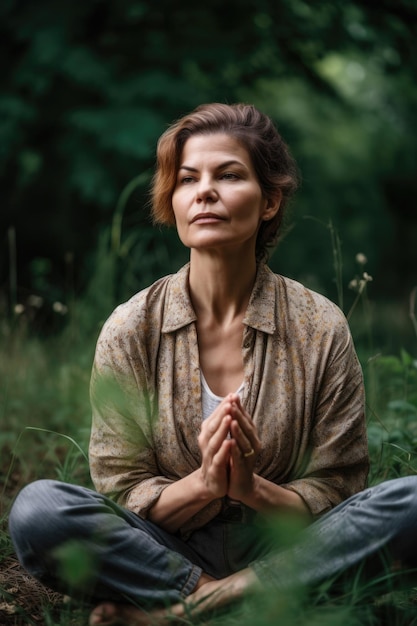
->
xmin=1 ymin=0 xmax=416 ymax=316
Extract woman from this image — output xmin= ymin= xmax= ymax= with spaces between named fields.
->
xmin=9 ymin=104 xmax=417 ymax=626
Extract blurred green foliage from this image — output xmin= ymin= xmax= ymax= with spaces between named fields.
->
xmin=0 ymin=0 xmax=416 ymax=351
xmin=2 ymin=6 xmax=417 ymax=622
xmin=1 ymin=317 xmax=417 ymax=622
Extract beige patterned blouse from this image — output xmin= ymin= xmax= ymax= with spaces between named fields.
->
xmin=89 ymin=263 xmax=369 ymax=535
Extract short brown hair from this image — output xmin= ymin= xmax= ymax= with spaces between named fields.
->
xmin=151 ymin=103 xmax=299 ymax=261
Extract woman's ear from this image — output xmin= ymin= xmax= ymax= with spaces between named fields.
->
xmin=262 ymin=190 xmax=282 ymax=221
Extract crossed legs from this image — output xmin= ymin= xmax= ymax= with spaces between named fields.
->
xmin=9 ymin=476 xmax=417 ymax=625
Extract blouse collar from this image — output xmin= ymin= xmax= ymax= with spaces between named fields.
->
xmin=162 ymin=263 xmax=277 ymax=335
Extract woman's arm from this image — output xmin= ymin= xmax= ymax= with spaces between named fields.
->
xmin=90 ymin=328 xmax=244 ymax=534
xmin=150 ymin=393 xmax=311 ymax=532
xmin=236 ymin=471 xmax=310 ymax=516
xmin=147 ymin=469 xmax=215 ymax=533
xmin=148 ymin=397 xmax=236 ymax=532
xmin=226 ymin=396 xmax=311 ymax=517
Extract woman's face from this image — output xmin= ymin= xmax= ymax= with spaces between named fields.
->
xmin=171 ymin=133 xmax=279 ymax=256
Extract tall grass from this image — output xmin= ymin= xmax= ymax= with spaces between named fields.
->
xmin=1 ymin=218 xmax=417 ymax=625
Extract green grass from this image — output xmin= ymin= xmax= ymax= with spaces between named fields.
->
xmin=1 ymin=240 xmax=417 ymax=625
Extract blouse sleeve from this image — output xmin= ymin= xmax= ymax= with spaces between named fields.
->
xmin=88 ymin=307 xmax=174 ymax=519
xmin=282 ymin=313 xmax=369 ymax=517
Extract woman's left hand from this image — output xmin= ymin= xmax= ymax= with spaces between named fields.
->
xmin=226 ymin=395 xmax=261 ymax=502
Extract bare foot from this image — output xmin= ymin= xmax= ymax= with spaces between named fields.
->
xmin=89 ymin=602 xmax=181 ymax=626
xmin=89 ymin=568 xmax=260 ymax=625
xmin=183 ymin=567 xmax=260 ymax=616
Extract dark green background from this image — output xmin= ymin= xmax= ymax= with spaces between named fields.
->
xmin=1 ymin=0 xmax=416 ymax=350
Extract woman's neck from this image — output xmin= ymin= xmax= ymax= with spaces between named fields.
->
xmin=188 ymin=249 xmax=257 ymax=324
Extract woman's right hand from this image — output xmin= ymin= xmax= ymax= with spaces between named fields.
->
xmin=197 ymin=395 xmax=235 ymax=498
xmin=147 ymin=395 xmax=235 ymax=532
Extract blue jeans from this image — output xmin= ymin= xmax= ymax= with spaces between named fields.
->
xmin=8 ymin=477 xmax=417 ymax=606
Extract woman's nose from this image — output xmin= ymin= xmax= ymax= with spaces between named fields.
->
xmin=196 ymin=177 xmax=218 ymax=203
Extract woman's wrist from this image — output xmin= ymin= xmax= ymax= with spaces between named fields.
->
xmin=193 ymin=467 xmax=222 ymax=502
xmin=148 ymin=469 xmax=218 ymax=532
xmin=238 ymin=474 xmax=309 ymax=516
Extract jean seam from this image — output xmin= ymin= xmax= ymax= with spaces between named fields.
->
xmin=180 ymin=564 xmax=203 ymax=598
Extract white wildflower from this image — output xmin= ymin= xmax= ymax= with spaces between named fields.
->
xmin=53 ymin=301 xmax=68 ymax=315
xmin=355 ymin=253 xmax=367 ymax=265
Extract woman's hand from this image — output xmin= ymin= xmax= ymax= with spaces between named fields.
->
xmin=148 ymin=397 xmax=235 ymax=532
xmin=197 ymin=396 xmax=235 ymax=499
xmin=198 ymin=394 xmax=262 ymax=503
xmin=227 ymin=395 xmax=261 ymax=502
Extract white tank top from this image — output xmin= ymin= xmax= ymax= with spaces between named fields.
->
xmin=201 ymin=373 xmax=244 ymax=421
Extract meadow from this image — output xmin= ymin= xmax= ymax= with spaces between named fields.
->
xmin=1 ymin=238 xmax=417 ymax=626
xmin=1 ymin=1 xmax=417 ymax=623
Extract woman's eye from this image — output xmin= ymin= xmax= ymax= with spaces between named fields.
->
xmin=180 ymin=176 xmax=195 ymax=184
xmin=221 ymin=172 xmax=239 ymax=180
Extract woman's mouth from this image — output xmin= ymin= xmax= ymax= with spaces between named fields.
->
xmin=191 ymin=213 xmax=226 ymax=224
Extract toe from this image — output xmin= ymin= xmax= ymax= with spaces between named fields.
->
xmin=89 ymin=603 xmax=118 ymax=626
